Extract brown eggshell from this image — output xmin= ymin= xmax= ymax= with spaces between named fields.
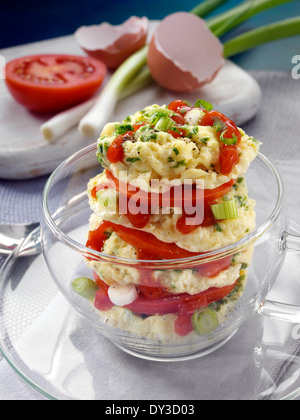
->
xmin=148 ymin=12 xmax=224 ymax=92
xmin=75 ymin=17 xmax=149 ymax=69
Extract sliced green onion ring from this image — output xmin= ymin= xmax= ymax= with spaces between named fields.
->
xmin=154 ymin=115 xmax=175 ymax=132
xmin=211 ymin=200 xmax=239 ymax=220
xmin=192 ymin=308 xmax=220 ymax=336
xmin=72 ymin=277 xmax=99 ymax=301
xmin=96 ymin=189 xmax=118 ymax=211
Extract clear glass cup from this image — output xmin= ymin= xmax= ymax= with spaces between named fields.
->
xmin=41 ymin=143 xmax=300 ymax=361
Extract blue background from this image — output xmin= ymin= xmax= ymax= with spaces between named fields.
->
xmin=1 ymin=0 xmax=300 ymax=71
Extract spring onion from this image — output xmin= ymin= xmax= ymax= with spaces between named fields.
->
xmin=192 ymin=308 xmax=220 ymax=336
xmin=41 ymin=66 xmax=153 ymax=142
xmin=72 ymin=277 xmax=99 ymax=301
xmin=207 ymin=0 xmax=296 ymax=37
xmin=191 ymin=0 xmax=229 ymax=18
xmin=154 ymin=115 xmax=176 ymax=132
xmin=42 ymin=0 xmax=300 ymax=141
xmin=96 ymin=189 xmax=118 ymax=211
xmin=220 ymin=130 xmax=238 ymax=145
xmin=211 ymin=200 xmax=239 ymax=220
xmin=224 ymin=16 xmax=300 ymax=58
xmin=79 ymin=45 xmax=149 ymax=138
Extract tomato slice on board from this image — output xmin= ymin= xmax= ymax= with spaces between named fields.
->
xmin=5 ymin=54 xmax=107 ymax=113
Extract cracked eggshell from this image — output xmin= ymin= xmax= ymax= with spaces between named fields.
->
xmin=148 ymin=12 xmax=224 ymax=92
xmin=75 ymin=16 xmax=149 ymax=69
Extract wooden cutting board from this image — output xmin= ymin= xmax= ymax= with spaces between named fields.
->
xmin=0 ymin=24 xmax=262 ymax=180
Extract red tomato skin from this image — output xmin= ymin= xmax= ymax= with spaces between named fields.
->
xmin=86 ymin=221 xmax=112 ymax=253
xmin=220 ymin=146 xmax=240 ymax=176
xmin=94 ymin=288 xmax=114 ymax=311
xmin=167 ymin=100 xmax=190 ymax=113
xmin=106 ymin=135 xmax=126 ymax=163
xmin=5 ymin=54 xmax=107 ymax=113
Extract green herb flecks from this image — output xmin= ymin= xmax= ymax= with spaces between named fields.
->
xmin=194 ymin=99 xmax=214 ymax=111
xmin=220 ymin=130 xmax=238 ymax=146
xmin=172 ymin=160 xmax=187 ymax=169
xmin=200 ymin=137 xmax=210 ymax=145
xmin=126 ymin=157 xmax=141 ymax=163
xmin=115 ymin=123 xmax=134 ymax=135
xmin=215 ymin=223 xmax=223 ymax=232
xmin=213 ymin=119 xmax=226 ymax=133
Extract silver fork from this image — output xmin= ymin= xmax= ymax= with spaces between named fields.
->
xmin=0 ymin=190 xmax=88 ymax=258
xmin=0 ymin=222 xmax=41 ymax=257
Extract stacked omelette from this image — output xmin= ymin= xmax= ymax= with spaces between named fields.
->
xmin=84 ymin=100 xmax=260 ymax=343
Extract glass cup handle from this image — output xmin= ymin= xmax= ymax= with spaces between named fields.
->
xmin=258 ymin=230 xmax=300 ymax=323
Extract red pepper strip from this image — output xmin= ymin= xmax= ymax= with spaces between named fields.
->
xmin=105 ymin=170 xmax=235 ymax=209
xmin=174 ymin=280 xmax=238 ymax=336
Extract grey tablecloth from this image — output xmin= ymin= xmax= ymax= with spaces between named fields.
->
xmin=0 ymin=71 xmax=300 ymax=400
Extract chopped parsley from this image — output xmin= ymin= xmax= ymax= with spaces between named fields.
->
xmin=140 ymin=132 xmax=157 ymax=142
xmin=173 ymin=147 xmax=179 ymax=155
xmin=126 ymin=157 xmax=141 ymax=163
xmin=220 ymin=130 xmax=238 ymax=146
xmin=103 ymin=231 xmax=112 ymax=239
xmin=234 ymin=195 xmax=248 ymax=207
xmin=194 ymin=99 xmax=213 ymax=111
xmin=200 ymin=137 xmax=210 ymax=145
xmin=213 ymin=119 xmax=226 ymax=133
xmin=215 ymin=223 xmax=223 ymax=232
xmin=115 ymin=123 xmax=134 ymax=135
xmin=172 ymin=159 xmax=186 ymax=168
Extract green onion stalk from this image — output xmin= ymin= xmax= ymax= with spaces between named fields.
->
xmin=79 ymin=0 xmax=300 ymax=138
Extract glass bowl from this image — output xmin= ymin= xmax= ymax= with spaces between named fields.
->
xmin=41 ymin=143 xmax=300 ymax=361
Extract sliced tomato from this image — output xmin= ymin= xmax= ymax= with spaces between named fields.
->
xmin=106 ymin=135 xmax=126 ymax=163
xmin=94 ymin=288 xmax=114 ymax=311
xmin=167 ymin=100 xmax=191 ymax=113
xmin=5 ymin=54 xmax=107 ymax=113
xmin=126 ymin=211 xmax=151 ymax=229
xmin=92 ymin=274 xmax=114 ymax=311
xmin=200 ymin=110 xmax=241 ymax=143
xmin=220 ymin=146 xmax=240 ymax=176
xmin=170 ymin=113 xmax=186 ymax=125
xmin=176 ymin=205 xmax=216 ymax=234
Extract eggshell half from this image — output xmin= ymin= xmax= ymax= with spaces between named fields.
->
xmin=75 ymin=16 xmax=149 ymax=69
xmin=148 ymin=12 xmax=224 ymax=92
